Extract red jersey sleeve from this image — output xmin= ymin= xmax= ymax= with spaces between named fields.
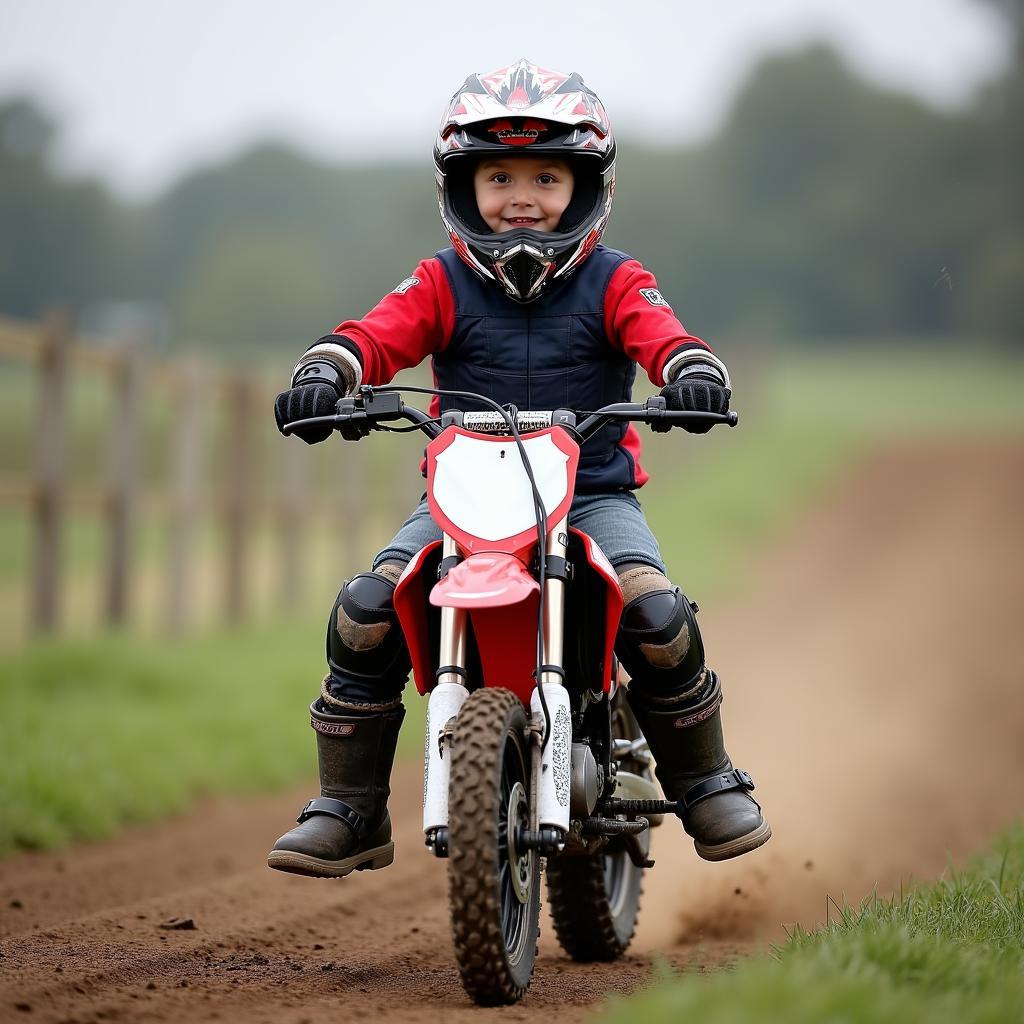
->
xmin=604 ymin=260 xmax=713 ymax=386
xmin=332 ymin=257 xmax=456 ymax=385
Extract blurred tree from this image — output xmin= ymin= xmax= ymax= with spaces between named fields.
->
xmin=0 ymin=15 xmax=1020 ymax=348
xmin=612 ymin=45 xmax=1015 ymax=341
xmin=176 ymin=224 xmax=341 ymax=350
xmin=964 ymin=0 xmax=1024 ymax=338
xmin=142 ymin=142 xmax=442 ymax=352
xmin=0 ymin=97 xmax=119 ymax=317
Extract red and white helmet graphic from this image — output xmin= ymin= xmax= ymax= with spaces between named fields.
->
xmin=434 ymin=59 xmax=616 ymax=303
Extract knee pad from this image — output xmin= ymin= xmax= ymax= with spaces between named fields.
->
xmin=616 ymin=566 xmax=706 ymax=701
xmin=326 ymin=566 xmax=411 ymax=703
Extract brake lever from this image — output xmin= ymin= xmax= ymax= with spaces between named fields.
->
xmin=280 ymin=410 xmax=352 ymax=436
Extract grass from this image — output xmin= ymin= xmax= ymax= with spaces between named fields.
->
xmin=644 ymin=345 xmax=1024 ymax=593
xmin=0 ymin=619 xmax=428 ymax=854
xmin=598 ymin=822 xmax=1024 ymax=1024
xmin=1 ymin=346 xmax=1023 ymax=853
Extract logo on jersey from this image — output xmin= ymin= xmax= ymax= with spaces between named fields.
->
xmin=639 ymin=288 xmax=670 ymax=308
xmin=393 ymin=277 xmax=420 ymax=295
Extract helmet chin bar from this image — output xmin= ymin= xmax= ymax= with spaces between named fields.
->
xmin=492 ymin=244 xmax=557 ymax=302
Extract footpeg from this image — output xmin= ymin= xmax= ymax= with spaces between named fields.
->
xmin=581 ymin=816 xmax=649 ymax=836
xmin=598 ymin=797 xmax=679 ymax=817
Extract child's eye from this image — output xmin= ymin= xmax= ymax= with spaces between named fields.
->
xmin=492 ymin=173 xmax=510 ymax=184
xmin=537 ymin=174 xmax=556 ymax=185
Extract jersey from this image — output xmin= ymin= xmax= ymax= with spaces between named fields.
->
xmin=333 ymin=245 xmax=714 ymax=491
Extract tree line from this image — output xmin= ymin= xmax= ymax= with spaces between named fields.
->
xmin=1 ymin=35 xmax=1020 ymax=353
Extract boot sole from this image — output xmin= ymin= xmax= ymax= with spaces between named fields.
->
xmin=266 ymin=841 xmax=395 ymax=878
xmin=694 ymin=820 xmax=772 ymax=862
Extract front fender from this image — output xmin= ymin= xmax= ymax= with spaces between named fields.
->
xmin=430 ymin=552 xmax=539 ymax=609
xmin=434 ymin=552 xmax=541 ymax=706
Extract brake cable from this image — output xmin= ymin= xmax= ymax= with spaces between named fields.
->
xmin=372 ymin=416 xmax=445 ymax=433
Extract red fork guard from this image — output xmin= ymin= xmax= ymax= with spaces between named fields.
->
xmin=430 ymin=552 xmax=539 ymax=609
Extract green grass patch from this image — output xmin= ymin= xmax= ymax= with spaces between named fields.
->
xmin=645 ymin=346 xmax=1024 ymax=595
xmin=646 ymin=417 xmax=861 ymax=597
xmin=0 ymin=619 xmax=427 ymax=854
xmin=599 ymin=822 xmax=1024 ymax=1024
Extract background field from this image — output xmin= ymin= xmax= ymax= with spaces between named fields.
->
xmin=3 ymin=348 xmax=1023 ymax=853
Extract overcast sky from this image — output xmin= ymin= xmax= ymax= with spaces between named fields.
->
xmin=0 ymin=0 xmax=1012 ymax=198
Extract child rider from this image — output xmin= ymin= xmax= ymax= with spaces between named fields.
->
xmin=269 ymin=59 xmax=771 ymax=878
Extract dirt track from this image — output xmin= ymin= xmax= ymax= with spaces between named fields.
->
xmin=2 ymin=441 xmax=1023 ymax=1023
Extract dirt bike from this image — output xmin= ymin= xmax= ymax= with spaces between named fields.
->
xmin=284 ymin=385 xmax=737 ymax=1005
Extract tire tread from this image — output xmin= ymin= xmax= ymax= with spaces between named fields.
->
xmin=546 ymin=852 xmax=641 ymax=961
xmin=448 ymin=688 xmax=539 ymax=1005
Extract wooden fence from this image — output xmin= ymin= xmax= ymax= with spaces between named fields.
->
xmin=0 ymin=312 xmax=420 ymax=641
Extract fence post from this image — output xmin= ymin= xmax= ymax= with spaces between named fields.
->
xmin=337 ymin=440 xmax=367 ymax=578
xmin=276 ymin=426 xmax=308 ymax=612
xmin=30 ymin=310 xmax=72 ymax=634
xmin=104 ymin=341 xmax=143 ymax=626
xmin=223 ymin=372 xmax=255 ymax=623
xmin=167 ymin=356 xmax=206 ymax=633
xmin=390 ymin=436 xmax=421 ymax=524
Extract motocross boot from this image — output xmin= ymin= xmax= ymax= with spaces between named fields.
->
xmin=268 ymin=696 xmax=405 ymax=878
xmin=628 ymin=672 xmax=771 ymax=862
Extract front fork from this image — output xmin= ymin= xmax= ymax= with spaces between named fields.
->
xmin=423 ymin=534 xmax=469 ymax=843
xmin=423 ymin=520 xmax=572 ymax=850
xmin=531 ymin=516 xmax=571 ymax=841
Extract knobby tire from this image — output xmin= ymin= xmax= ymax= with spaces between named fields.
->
xmin=448 ymin=688 xmax=541 ymax=1005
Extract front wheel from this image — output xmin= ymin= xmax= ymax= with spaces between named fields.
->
xmin=448 ymin=688 xmax=541 ymax=1005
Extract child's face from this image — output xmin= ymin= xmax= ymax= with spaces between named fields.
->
xmin=473 ymin=156 xmax=575 ymax=234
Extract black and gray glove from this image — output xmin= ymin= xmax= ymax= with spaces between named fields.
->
xmin=274 ymin=337 xmax=362 ymax=445
xmin=658 ymin=353 xmax=731 ymax=435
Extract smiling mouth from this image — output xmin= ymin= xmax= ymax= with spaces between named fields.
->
xmin=505 ymin=216 xmax=541 ymax=226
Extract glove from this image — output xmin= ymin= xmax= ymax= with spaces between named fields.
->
xmin=274 ymin=354 xmax=358 ymax=442
xmin=660 ymin=374 xmax=731 ymax=434
xmin=274 ymin=379 xmax=342 ymax=444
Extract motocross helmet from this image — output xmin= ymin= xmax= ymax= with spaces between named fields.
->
xmin=434 ymin=58 xmax=615 ymax=303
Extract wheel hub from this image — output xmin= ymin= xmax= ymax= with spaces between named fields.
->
xmin=505 ymin=781 xmax=532 ymax=904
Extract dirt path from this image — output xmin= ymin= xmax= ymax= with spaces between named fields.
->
xmin=2 ymin=440 xmax=1023 ymax=1023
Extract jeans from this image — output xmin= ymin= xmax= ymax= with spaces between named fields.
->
xmin=372 ymin=490 xmax=666 ymax=573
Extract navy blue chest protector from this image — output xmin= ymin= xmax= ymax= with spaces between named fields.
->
xmin=435 ymin=245 xmax=639 ymax=492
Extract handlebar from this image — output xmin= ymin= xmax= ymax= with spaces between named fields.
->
xmin=280 ymin=385 xmax=738 ymax=443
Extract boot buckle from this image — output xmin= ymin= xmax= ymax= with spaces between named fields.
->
xmin=678 ymin=769 xmax=756 ymax=813
xmin=296 ymin=797 xmax=368 ymax=840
